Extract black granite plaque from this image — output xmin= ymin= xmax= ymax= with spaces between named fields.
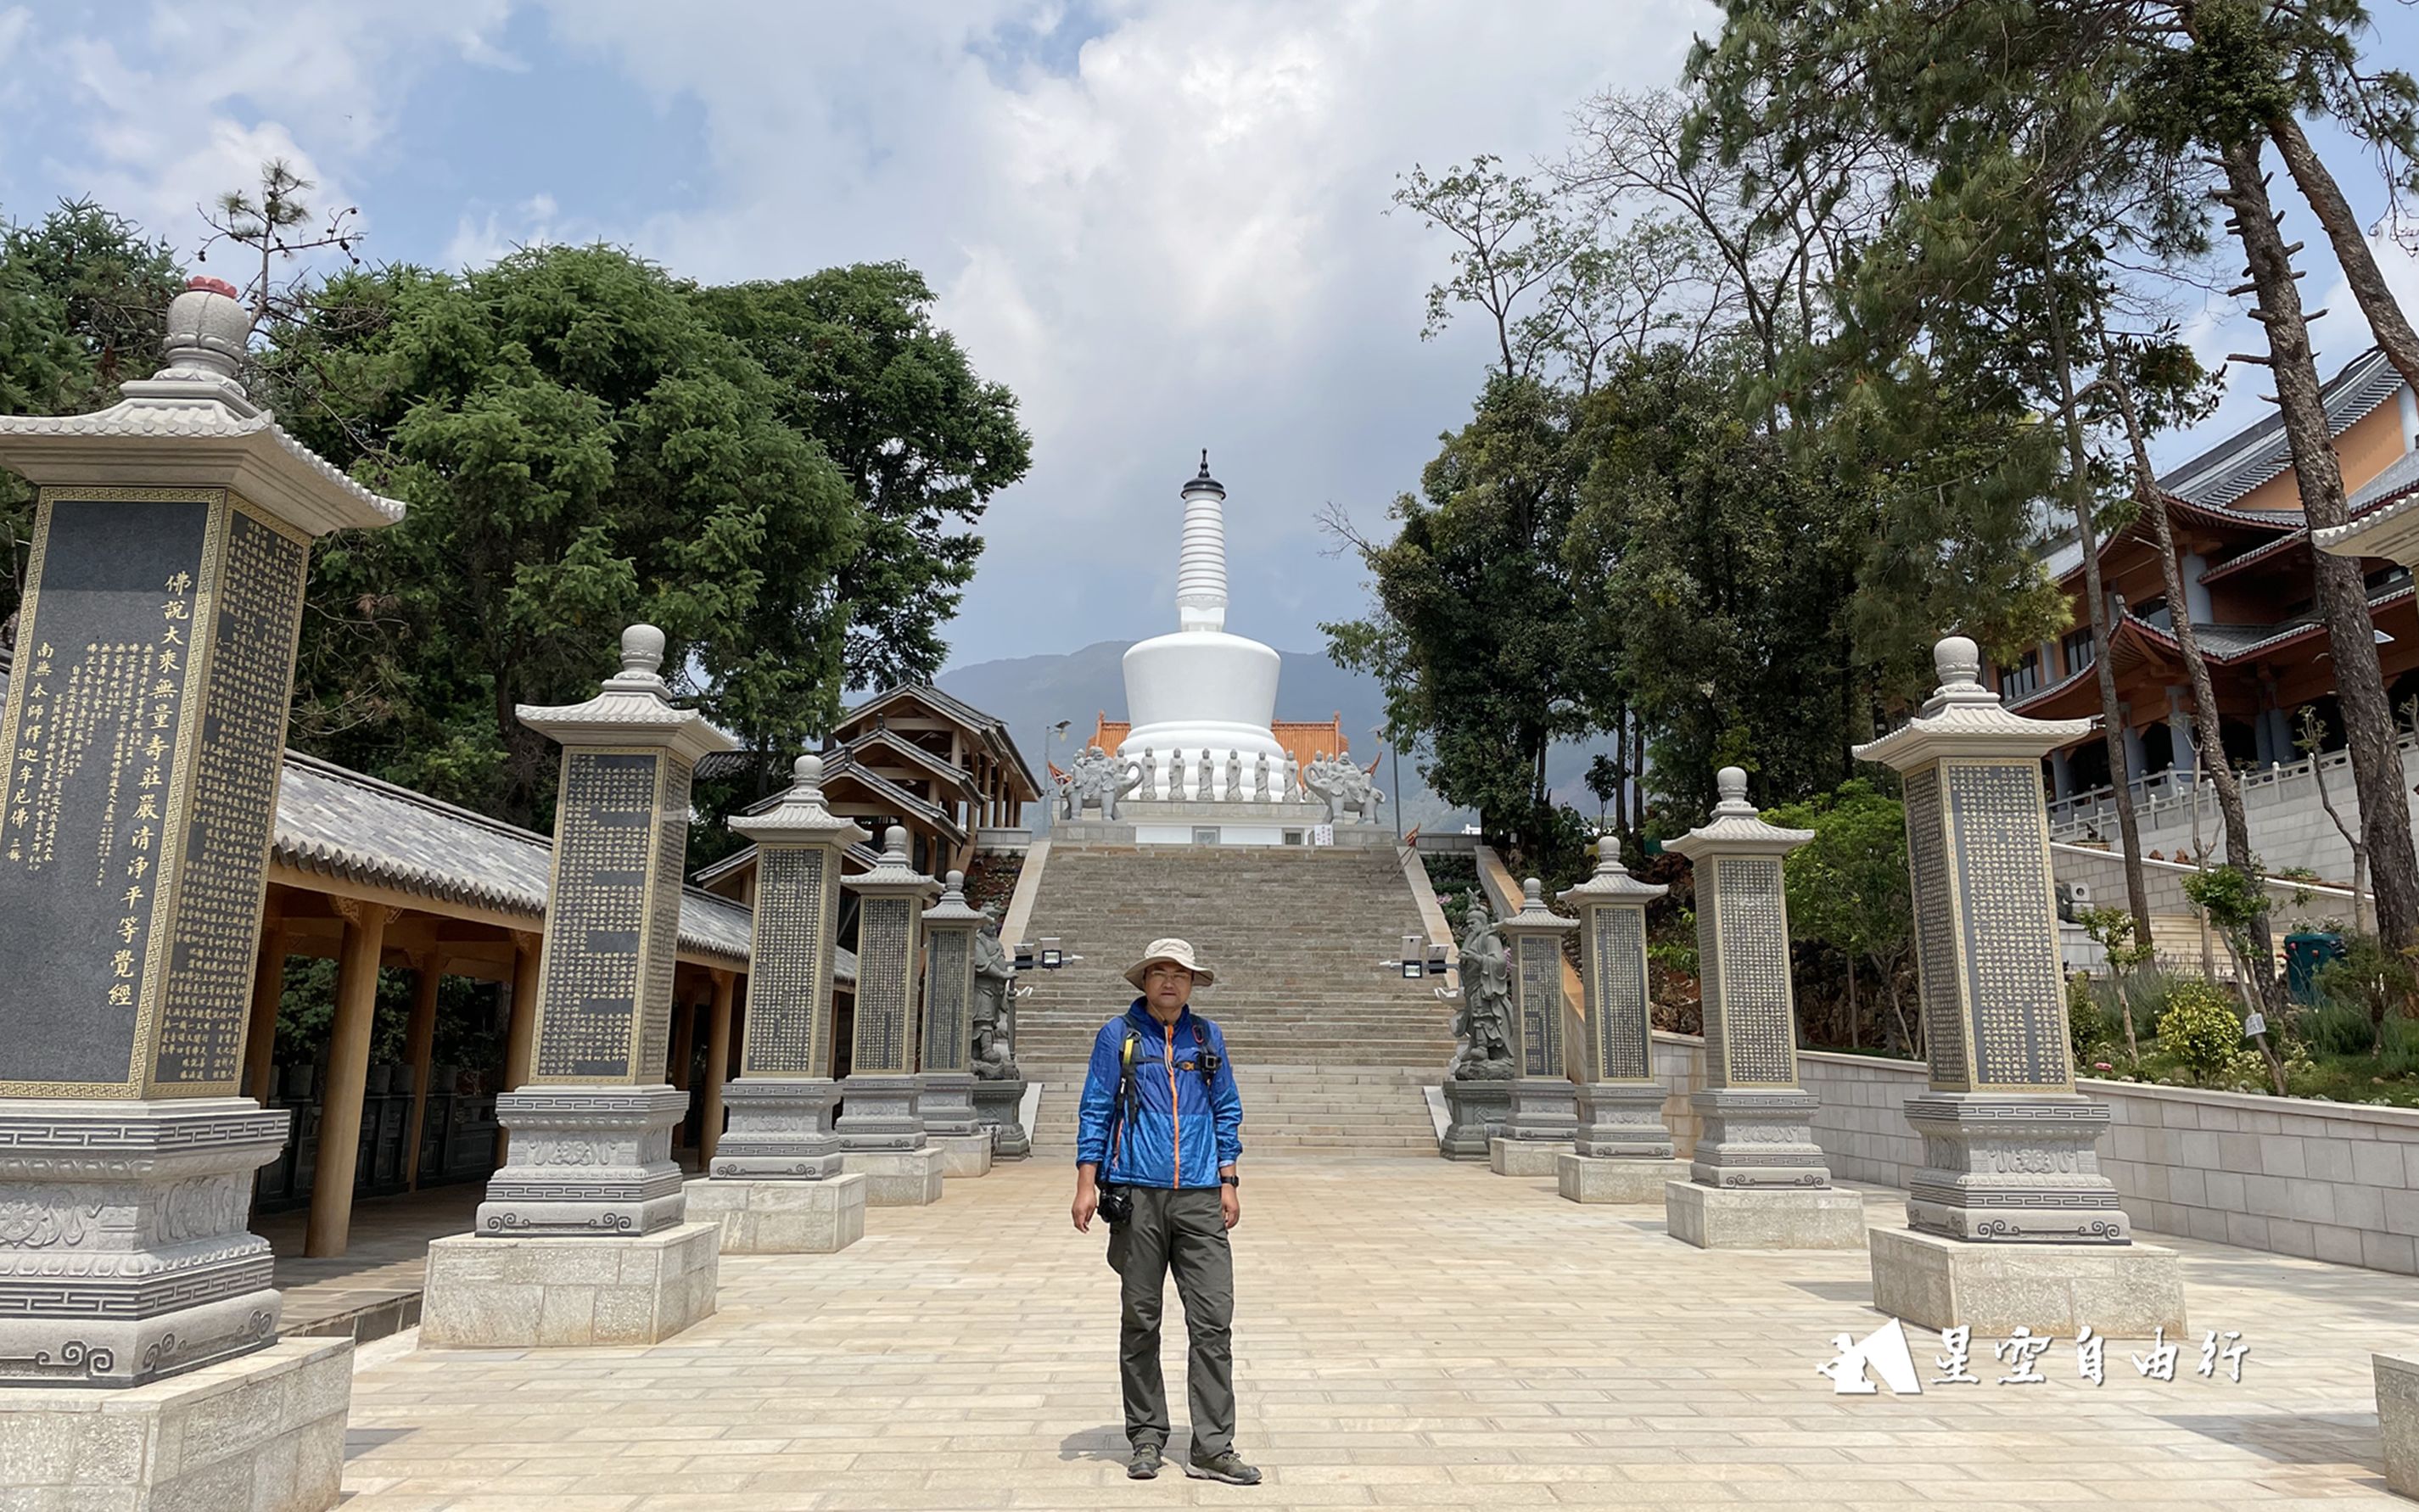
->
xmin=1592 ymin=907 xmax=1650 ymax=1080
xmin=1904 ymin=766 xmax=1969 ymax=1090
xmin=854 ymin=896 xmax=913 ymax=1072
xmin=743 ymin=845 xmax=830 ymax=1076
xmin=923 ymin=928 xmax=971 ymax=1072
xmin=155 ymin=508 xmax=308 ymax=1090
xmin=534 ymin=749 xmax=663 ymax=1080
xmin=0 ymin=496 xmax=213 ymax=1092
xmin=1712 ymin=857 xmax=1795 ymax=1085
xmin=1516 ymin=935 xmax=1559 ymax=1077
xmin=1949 ymin=762 xmax=2070 ymax=1089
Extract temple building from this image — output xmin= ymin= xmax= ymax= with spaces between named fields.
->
xmin=1996 ymin=348 xmax=2419 ymax=882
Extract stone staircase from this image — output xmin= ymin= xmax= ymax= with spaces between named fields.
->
xmin=1015 ymin=844 xmax=1453 ymax=1156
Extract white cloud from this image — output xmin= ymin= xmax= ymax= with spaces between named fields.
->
xmin=3 ymin=0 xmax=1722 ymax=664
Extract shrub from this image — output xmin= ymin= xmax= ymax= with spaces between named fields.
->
xmin=2295 ymin=1000 xmax=2377 ymax=1058
xmin=2155 ymin=979 xmax=2248 ymax=1087
xmin=2313 ymin=932 xmax=2418 ymax=1034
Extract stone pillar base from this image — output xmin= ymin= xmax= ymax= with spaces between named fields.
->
xmin=1868 ymin=1226 xmax=2186 ymax=1336
xmin=1487 ymin=1137 xmax=1571 ymax=1176
xmin=932 ymin=1132 xmax=994 ymax=1179
xmin=1504 ymin=1078 xmax=1578 ymax=1142
xmin=842 ymin=1146 xmax=947 ymax=1206
xmin=683 ymin=1174 xmax=866 ymax=1254
xmin=2378 ymin=1353 xmax=2419 ymax=1499
xmin=916 ymin=1071 xmax=981 ymax=1140
xmin=971 ymin=1079 xmax=1030 ymax=1160
xmin=1558 ymin=1154 xmax=1687 ymax=1204
xmin=1664 ymin=1181 xmax=1866 ymax=1250
xmin=0 ymin=1336 xmax=350 ymax=1511
xmin=1439 ymin=1078 xmax=1509 ymax=1160
xmin=420 ymin=1223 xmax=720 ymax=1347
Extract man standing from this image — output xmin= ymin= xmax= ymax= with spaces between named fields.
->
xmin=1072 ymin=938 xmax=1257 ymax=1485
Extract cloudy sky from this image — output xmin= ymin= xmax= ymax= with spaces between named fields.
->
xmin=3 ymin=0 xmax=2416 ymax=677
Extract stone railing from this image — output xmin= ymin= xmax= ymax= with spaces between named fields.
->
xmin=1629 ymin=1032 xmax=2419 ymax=1276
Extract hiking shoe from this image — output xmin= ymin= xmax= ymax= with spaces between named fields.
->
xmin=1184 ymin=1450 xmax=1263 ymax=1486
xmin=1126 ymin=1442 xmax=1163 ymax=1480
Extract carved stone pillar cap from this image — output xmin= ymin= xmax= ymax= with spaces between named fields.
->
xmin=1500 ymin=876 xmax=1577 ymax=936
xmin=843 ymin=823 xmax=938 ymax=898
xmin=1851 ymin=632 xmax=2094 ymax=770
xmin=516 ymin=622 xmax=739 ymax=761
xmin=602 ymin=623 xmax=669 ymax=695
xmin=730 ymin=750 xmax=870 ymax=847
xmin=1666 ymin=764 xmax=1812 ymax=860
xmin=925 ymin=867 xmax=985 ymax=925
xmin=1559 ymin=836 xmax=1667 ymax=906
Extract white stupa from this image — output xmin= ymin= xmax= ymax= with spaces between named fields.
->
xmin=1117 ymin=453 xmax=1288 ymax=787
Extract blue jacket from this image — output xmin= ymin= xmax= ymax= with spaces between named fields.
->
xmin=1075 ymin=1000 xmax=1243 ymax=1188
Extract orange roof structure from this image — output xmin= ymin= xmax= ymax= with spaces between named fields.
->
xmin=1084 ymin=713 xmax=1360 ymax=780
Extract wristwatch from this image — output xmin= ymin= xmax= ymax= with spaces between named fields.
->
xmin=1219 ymin=1173 xmax=1240 ymax=1187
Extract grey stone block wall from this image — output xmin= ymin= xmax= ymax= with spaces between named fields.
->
xmin=1644 ymin=1033 xmax=2419 ymax=1274
xmin=1783 ymin=1046 xmax=2419 ymax=1275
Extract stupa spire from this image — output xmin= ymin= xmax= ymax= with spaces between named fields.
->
xmin=1176 ymin=446 xmax=1229 ymax=631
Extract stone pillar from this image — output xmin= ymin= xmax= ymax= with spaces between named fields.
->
xmin=307 ymin=899 xmax=395 ymax=1257
xmin=837 ymin=825 xmax=947 ymax=1205
xmin=1487 ymin=878 xmax=1578 ymax=1177
xmin=1554 ymin=839 xmax=1684 ymax=1203
xmin=2166 ymin=686 xmax=2196 ymax=779
xmin=917 ymin=870 xmax=993 ymax=1178
xmin=0 ymin=277 xmax=387 ymax=1506
xmin=402 ymin=947 xmax=441 ymax=1190
xmin=420 ymin=624 xmax=734 ymax=1350
xmin=1660 ymin=766 xmax=1864 ymax=1249
xmin=685 ymin=754 xmax=870 ymax=1254
xmin=2049 ymin=748 xmax=2074 ymax=804
xmin=2119 ymin=708 xmax=2146 ymax=786
xmin=1853 ymin=636 xmax=2187 ymax=1336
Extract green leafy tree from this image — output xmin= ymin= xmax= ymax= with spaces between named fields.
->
xmin=1583 ymin=752 xmax=1621 ymax=832
xmin=1324 ymin=376 xmax=1598 ymax=858
xmin=2181 ymin=863 xmax=2288 ymax=1091
xmin=2077 ymin=905 xmax=2153 ymax=1066
xmin=691 ymin=264 xmax=1031 ymax=696
xmin=1767 ymin=780 xmax=1915 ymax=1054
xmin=0 ymin=200 xmax=185 ymax=621
xmin=265 ymin=246 xmax=859 ymax=832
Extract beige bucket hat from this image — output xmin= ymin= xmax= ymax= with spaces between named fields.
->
xmin=1123 ymin=937 xmax=1217 ymax=989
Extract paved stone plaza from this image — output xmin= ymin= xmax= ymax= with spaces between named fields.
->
xmin=335 ymin=1152 xmax=2415 ymax=1509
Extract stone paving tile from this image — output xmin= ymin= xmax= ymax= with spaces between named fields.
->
xmin=341 ymin=1153 xmax=2415 ymax=1509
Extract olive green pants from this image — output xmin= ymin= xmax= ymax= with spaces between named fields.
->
xmin=1107 ymin=1184 xmax=1235 ymax=1458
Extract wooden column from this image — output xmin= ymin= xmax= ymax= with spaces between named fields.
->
xmin=402 ymin=947 xmax=443 ymax=1191
xmin=242 ymin=917 xmax=287 ymax=1104
xmin=698 ymin=968 xmax=736 ymax=1167
xmin=307 ymin=899 xmax=397 ymax=1258
xmin=496 ymin=929 xmax=542 ymax=1165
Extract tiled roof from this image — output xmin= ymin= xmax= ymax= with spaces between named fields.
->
xmin=843 ymin=682 xmax=1043 ymax=799
xmin=2155 ymin=347 xmax=2402 ymax=508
